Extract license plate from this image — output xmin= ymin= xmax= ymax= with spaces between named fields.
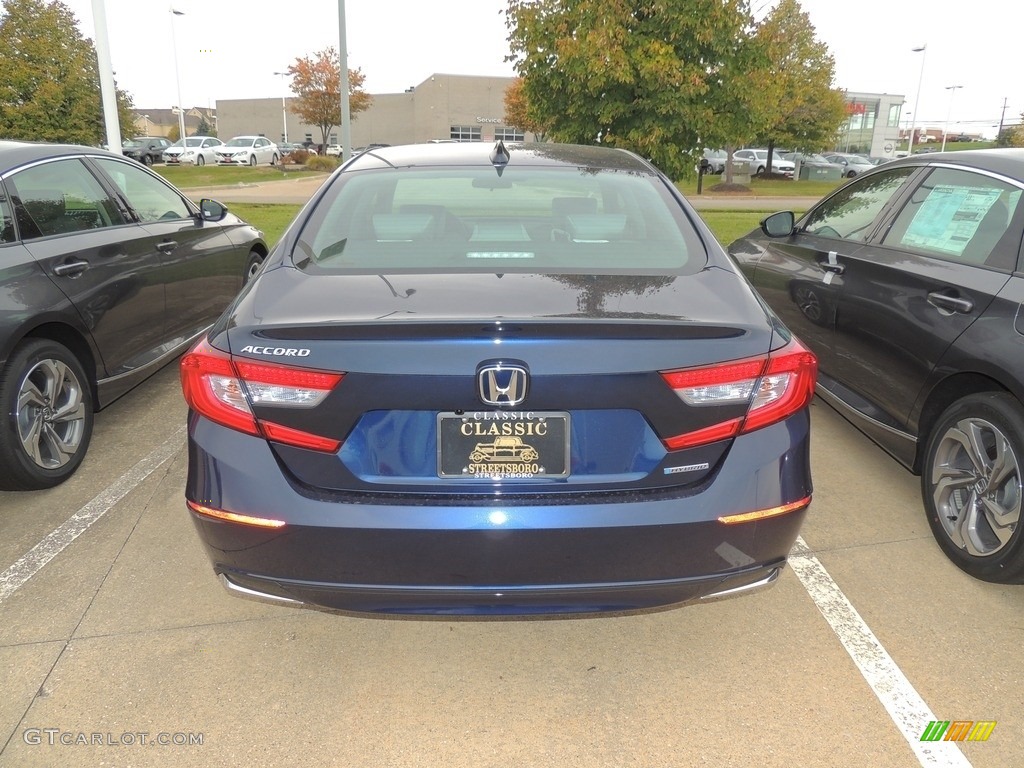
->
xmin=437 ymin=411 xmax=570 ymax=479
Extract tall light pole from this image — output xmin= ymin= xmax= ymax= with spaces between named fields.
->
xmin=942 ymin=85 xmax=963 ymax=151
xmin=338 ymin=0 xmax=351 ymax=162
xmin=91 ymin=0 xmax=123 ymax=152
xmin=907 ymin=45 xmax=926 ymax=155
xmin=170 ymin=7 xmax=187 ymax=141
xmin=273 ymin=71 xmax=290 ymax=143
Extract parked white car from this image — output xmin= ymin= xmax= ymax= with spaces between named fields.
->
xmin=214 ymin=136 xmax=280 ymax=166
xmin=733 ymin=149 xmax=795 ymax=177
xmin=324 ymin=144 xmax=343 ymax=157
xmin=162 ymin=136 xmax=224 ymax=166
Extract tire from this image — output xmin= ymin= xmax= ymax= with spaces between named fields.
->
xmin=271 ymin=153 xmax=279 ymax=166
xmin=847 ymin=171 xmax=857 ymax=178
xmin=756 ymin=165 xmax=766 ymax=176
xmin=196 ymin=154 xmax=205 ymax=167
xmin=922 ymin=393 xmax=1024 ymax=583
xmin=249 ymin=154 xmax=257 ymax=167
xmin=143 ymin=154 xmax=154 ymax=166
xmin=0 ymin=339 xmax=94 ymax=491
xmin=243 ymin=250 xmax=265 ymax=284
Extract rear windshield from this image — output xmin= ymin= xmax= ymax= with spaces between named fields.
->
xmin=292 ymin=166 xmax=705 ymax=275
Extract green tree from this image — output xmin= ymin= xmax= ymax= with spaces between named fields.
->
xmin=995 ymin=124 xmax=1018 ymax=147
xmin=196 ymin=115 xmax=215 ymax=137
xmin=0 ymin=0 xmax=134 ymax=145
xmin=506 ymin=0 xmax=751 ymax=180
xmin=748 ymin=0 xmax=845 ymax=172
xmin=288 ymin=47 xmax=371 ymax=150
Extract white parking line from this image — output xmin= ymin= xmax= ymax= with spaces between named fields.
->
xmin=789 ymin=536 xmax=971 ymax=767
xmin=0 ymin=427 xmax=185 ymax=604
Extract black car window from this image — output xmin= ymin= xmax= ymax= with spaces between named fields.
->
xmin=5 ymin=158 xmax=122 ymax=240
xmin=800 ymin=167 xmax=915 ymax=242
xmin=93 ymin=158 xmax=191 ymax=223
xmin=296 ymin=167 xmax=703 ymax=274
xmin=882 ymin=167 xmax=1023 ymax=270
xmin=0 ymin=187 xmax=14 ymax=243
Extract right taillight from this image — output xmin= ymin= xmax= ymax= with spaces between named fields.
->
xmin=180 ymin=338 xmax=344 ymax=452
xmin=660 ymin=337 xmax=817 ymax=450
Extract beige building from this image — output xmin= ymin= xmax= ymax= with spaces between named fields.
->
xmin=216 ymin=73 xmax=533 ymax=149
xmin=130 ymin=107 xmax=217 ymax=139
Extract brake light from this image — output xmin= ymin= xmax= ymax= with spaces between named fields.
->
xmin=180 ymin=338 xmax=344 ymax=452
xmin=661 ymin=337 xmax=817 ymax=450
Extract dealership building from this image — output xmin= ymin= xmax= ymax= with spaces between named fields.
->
xmin=142 ymin=76 xmax=909 ymax=160
xmin=836 ymin=91 xmax=905 ymax=157
xmin=215 ymin=73 xmax=534 ymax=150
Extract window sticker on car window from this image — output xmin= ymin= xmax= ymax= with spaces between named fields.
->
xmin=902 ymin=185 xmax=1002 ymax=256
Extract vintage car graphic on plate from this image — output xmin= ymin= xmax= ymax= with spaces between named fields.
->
xmin=437 ymin=412 xmax=570 ymax=479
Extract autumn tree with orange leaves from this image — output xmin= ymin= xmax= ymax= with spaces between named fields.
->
xmin=503 ymin=78 xmax=547 ymax=141
xmin=288 ymin=47 xmax=371 ymax=150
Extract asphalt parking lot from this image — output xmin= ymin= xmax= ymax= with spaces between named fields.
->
xmin=2 ymin=176 xmax=1021 ymax=767
xmin=1 ymin=363 xmax=1021 ymax=767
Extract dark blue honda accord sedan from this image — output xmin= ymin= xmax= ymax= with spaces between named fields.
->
xmin=180 ymin=142 xmax=817 ymax=615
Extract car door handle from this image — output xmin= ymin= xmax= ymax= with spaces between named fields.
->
xmin=156 ymin=240 xmax=178 ymax=253
xmin=927 ymin=291 xmax=974 ymax=314
xmin=52 ymin=259 xmax=90 ymax=277
xmin=819 ymin=261 xmax=845 ymax=275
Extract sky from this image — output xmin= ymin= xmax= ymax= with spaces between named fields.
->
xmin=62 ymin=0 xmax=1021 ymax=138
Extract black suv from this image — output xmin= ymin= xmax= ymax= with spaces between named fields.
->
xmin=122 ymin=136 xmax=171 ymax=165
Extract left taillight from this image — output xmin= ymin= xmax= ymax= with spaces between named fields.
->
xmin=180 ymin=338 xmax=344 ymax=452
xmin=660 ymin=336 xmax=817 ymax=450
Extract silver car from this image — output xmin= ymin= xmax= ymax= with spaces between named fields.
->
xmin=822 ymin=153 xmax=876 ymax=178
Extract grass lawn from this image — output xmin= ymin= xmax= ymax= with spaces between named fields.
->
xmin=226 ymin=203 xmax=303 ymax=247
xmin=155 ymin=164 xmax=325 ymax=189
xmin=696 ymin=209 xmax=807 ymax=246
xmin=677 ymin=176 xmax=841 ymax=198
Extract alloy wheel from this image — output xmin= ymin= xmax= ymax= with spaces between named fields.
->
xmin=16 ymin=357 xmax=88 ymax=469
xmin=930 ymin=416 xmax=1022 ymax=557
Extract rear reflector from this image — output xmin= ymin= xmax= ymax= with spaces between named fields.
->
xmin=187 ymin=500 xmax=286 ymax=528
xmin=661 ymin=337 xmax=817 ymax=450
xmin=180 ymin=338 xmax=343 ymax=452
xmin=718 ymin=496 xmax=811 ymax=525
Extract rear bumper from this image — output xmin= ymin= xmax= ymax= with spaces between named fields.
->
xmin=185 ymin=411 xmax=812 ymax=615
xmin=216 ymin=562 xmax=786 ymax=615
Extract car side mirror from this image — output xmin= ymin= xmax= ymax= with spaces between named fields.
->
xmin=761 ymin=211 xmax=795 ymax=238
xmin=199 ymin=199 xmax=227 ymax=222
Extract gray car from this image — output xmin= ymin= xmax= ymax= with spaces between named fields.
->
xmin=823 ymin=153 xmax=876 ymax=178
xmin=0 ymin=140 xmax=268 ymax=490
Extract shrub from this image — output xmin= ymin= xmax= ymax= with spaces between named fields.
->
xmin=306 ymin=154 xmax=340 ymax=171
xmin=287 ymin=149 xmax=310 ymax=165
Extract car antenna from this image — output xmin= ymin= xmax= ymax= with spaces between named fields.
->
xmin=489 ymin=140 xmax=510 ymax=175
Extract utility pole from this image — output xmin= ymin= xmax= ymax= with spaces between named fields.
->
xmin=997 ymin=97 xmax=1009 ymax=138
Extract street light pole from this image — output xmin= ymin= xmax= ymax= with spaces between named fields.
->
xmin=338 ymin=0 xmax=351 ymax=162
xmin=170 ymin=7 xmax=187 ymax=141
xmin=273 ymin=71 xmax=290 ymax=143
xmin=907 ymin=45 xmax=926 ymax=156
xmin=942 ymin=85 xmax=963 ymax=152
